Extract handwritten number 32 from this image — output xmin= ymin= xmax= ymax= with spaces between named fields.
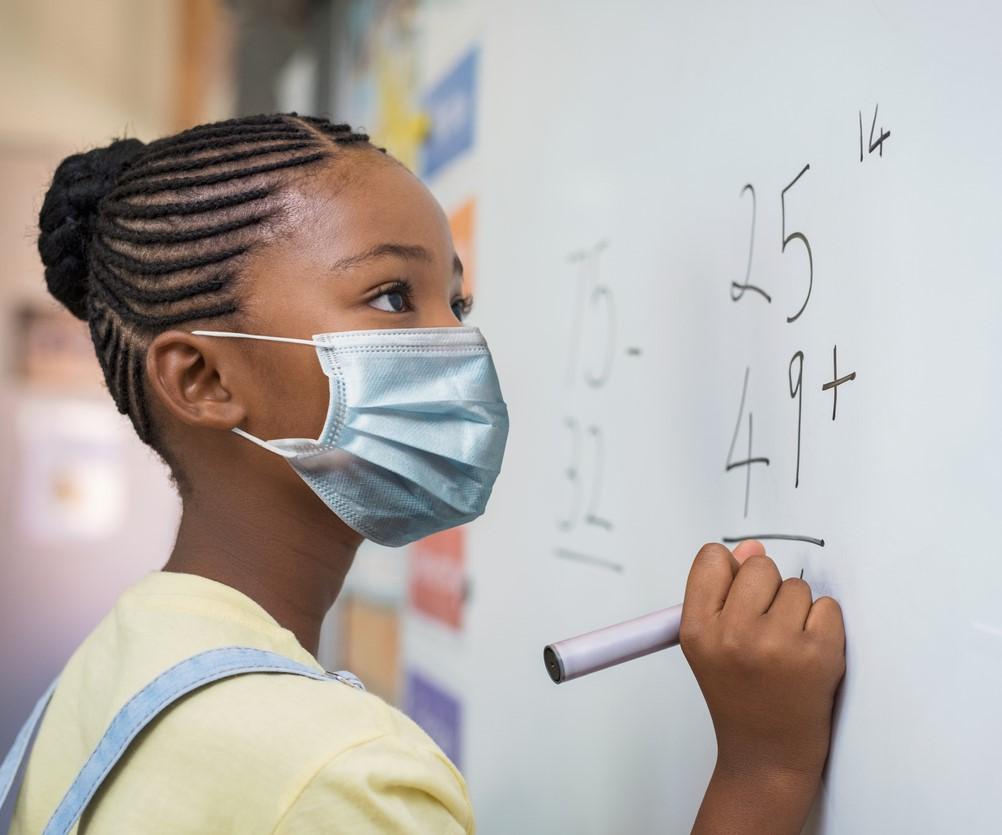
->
xmin=557 ymin=419 xmax=614 ymax=532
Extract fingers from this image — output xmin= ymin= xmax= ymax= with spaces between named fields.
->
xmin=806 ymin=596 xmax=845 ymax=652
xmin=722 ymin=554 xmax=783 ymax=619
xmin=682 ymin=543 xmax=740 ymax=625
xmin=732 ymin=539 xmax=765 ymax=564
xmin=766 ymin=577 xmax=813 ymax=629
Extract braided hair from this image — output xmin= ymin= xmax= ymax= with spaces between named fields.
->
xmin=37 ymin=113 xmax=384 ymax=487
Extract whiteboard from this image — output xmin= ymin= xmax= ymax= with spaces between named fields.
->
xmin=404 ymin=2 xmax=1002 ymax=833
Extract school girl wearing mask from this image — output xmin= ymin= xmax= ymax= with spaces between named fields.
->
xmin=1 ymin=114 xmax=845 ymax=834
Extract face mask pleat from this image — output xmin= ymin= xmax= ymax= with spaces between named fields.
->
xmin=349 ymin=399 xmax=502 ymax=423
xmin=335 ymin=423 xmax=503 ymax=477
xmin=336 ymin=404 xmax=508 ymax=463
xmin=292 ymin=445 xmax=493 ymax=546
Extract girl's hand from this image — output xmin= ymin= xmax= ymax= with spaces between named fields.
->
xmin=680 ymin=542 xmax=846 ymax=834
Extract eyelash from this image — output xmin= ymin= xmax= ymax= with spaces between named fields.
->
xmin=369 ymin=279 xmax=474 ymax=320
xmin=370 ymin=279 xmax=415 ymax=311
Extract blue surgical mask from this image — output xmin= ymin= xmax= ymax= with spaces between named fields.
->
xmin=191 ymin=326 xmax=509 ymax=547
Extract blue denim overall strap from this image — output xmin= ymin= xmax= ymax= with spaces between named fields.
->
xmin=0 ymin=646 xmax=365 ymax=835
xmin=0 ymin=677 xmax=59 ymax=832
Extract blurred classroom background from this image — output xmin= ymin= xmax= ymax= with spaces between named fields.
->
xmin=1 ymin=0 xmax=476 ymax=789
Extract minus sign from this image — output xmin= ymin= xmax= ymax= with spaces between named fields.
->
xmin=626 ymin=347 xmax=642 ymax=356
xmin=554 ymin=548 xmax=624 ymax=573
xmin=722 ymin=534 xmax=826 ymax=547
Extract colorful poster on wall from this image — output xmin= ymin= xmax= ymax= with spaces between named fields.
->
xmin=16 ymin=397 xmax=127 ymax=544
xmin=14 ymin=303 xmax=103 ymax=392
xmin=339 ymin=0 xmax=428 ymax=172
xmin=404 ymin=668 xmax=463 ymax=769
xmin=339 ymin=594 xmax=401 ymax=704
xmin=408 ymin=527 xmax=466 ymax=629
xmin=421 ymin=47 xmax=478 ymax=179
xmin=449 ymin=197 xmax=476 ymax=295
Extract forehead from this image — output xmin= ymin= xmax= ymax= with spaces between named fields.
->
xmin=280 ymin=153 xmax=454 ymax=264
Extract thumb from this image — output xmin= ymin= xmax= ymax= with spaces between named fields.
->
xmin=732 ymin=539 xmax=766 ymax=564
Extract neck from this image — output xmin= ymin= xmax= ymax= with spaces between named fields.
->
xmin=162 ymin=478 xmax=362 ymax=658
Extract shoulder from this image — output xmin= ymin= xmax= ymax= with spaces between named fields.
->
xmin=162 ymin=664 xmax=412 ymax=756
xmin=170 ymin=672 xmax=474 ymax=833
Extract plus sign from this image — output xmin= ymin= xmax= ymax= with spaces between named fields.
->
xmin=821 ymin=345 xmax=856 ymax=420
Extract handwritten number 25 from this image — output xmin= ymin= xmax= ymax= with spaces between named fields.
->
xmin=732 ymin=165 xmax=813 ymax=323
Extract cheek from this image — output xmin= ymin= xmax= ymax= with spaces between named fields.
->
xmin=251 ymin=347 xmax=331 ymax=440
xmin=294 ymin=362 xmax=332 ymax=439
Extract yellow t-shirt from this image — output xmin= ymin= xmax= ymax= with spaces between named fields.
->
xmin=10 ymin=569 xmax=475 ymax=834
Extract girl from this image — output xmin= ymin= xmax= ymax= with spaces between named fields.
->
xmin=2 ymin=113 xmax=844 ymax=834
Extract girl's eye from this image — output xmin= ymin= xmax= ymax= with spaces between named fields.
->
xmin=451 ymin=297 xmax=473 ymax=322
xmin=368 ymin=285 xmax=411 ymax=313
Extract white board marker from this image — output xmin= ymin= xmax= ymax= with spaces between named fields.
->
xmin=543 ymin=604 xmax=683 ymax=684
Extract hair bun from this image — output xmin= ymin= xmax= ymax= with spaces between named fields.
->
xmin=37 ymin=137 xmax=146 ymax=320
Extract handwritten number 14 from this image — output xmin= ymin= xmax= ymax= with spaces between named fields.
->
xmin=859 ymin=103 xmax=891 ymax=162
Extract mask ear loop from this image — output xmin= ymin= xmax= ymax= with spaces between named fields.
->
xmin=190 ymin=330 xmax=319 ymax=347
xmin=228 ymin=426 xmax=300 ymax=459
xmin=190 ymin=330 xmax=323 ymax=459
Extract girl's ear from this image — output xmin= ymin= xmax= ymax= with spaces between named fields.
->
xmin=145 ymin=330 xmax=248 ymax=431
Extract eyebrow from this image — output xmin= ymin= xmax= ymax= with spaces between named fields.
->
xmin=330 ymin=242 xmax=464 ymax=278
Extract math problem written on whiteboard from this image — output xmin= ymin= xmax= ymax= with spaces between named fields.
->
xmin=552 ymin=106 xmax=888 ymax=573
xmin=722 ymin=105 xmax=887 ymax=554
xmin=553 ymin=239 xmax=639 ymax=573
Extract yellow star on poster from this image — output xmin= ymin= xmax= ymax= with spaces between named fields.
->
xmin=374 ymin=58 xmax=429 ymax=172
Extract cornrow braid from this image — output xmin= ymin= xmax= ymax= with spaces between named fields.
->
xmin=37 ymin=113 xmax=384 ymax=485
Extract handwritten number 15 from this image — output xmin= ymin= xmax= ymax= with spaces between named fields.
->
xmin=566 ymin=242 xmax=615 ymax=388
